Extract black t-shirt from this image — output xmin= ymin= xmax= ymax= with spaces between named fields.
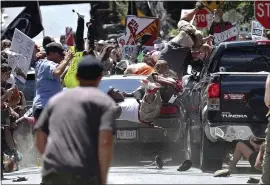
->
xmin=34 ymin=87 xmax=117 ymax=180
xmin=159 ymin=42 xmax=191 ymax=79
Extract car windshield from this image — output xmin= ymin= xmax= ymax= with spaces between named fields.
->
xmin=98 ymin=78 xmax=143 ymax=93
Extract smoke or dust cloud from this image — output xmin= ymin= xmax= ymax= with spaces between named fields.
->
xmin=13 ymin=123 xmax=40 ymax=167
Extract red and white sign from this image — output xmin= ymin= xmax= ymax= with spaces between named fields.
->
xmin=65 ymin=27 xmax=75 ymax=46
xmin=224 ymin=94 xmax=245 ymax=100
xmin=254 ymin=1 xmax=270 ymax=29
xmin=181 ymin=8 xmax=211 ymax=28
xmin=195 ymin=9 xmax=210 ymax=28
xmin=125 ymin=16 xmax=160 ymax=46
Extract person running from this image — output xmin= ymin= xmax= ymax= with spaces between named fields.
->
xmin=32 ymin=43 xmax=73 ymax=120
xmin=34 ymin=55 xmax=117 ymax=185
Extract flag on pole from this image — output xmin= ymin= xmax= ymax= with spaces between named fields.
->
xmin=1 ymin=2 xmax=44 ymax=40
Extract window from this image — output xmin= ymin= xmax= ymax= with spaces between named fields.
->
xmin=217 ymin=46 xmax=270 ymax=72
xmin=98 ymin=78 xmax=142 ymax=93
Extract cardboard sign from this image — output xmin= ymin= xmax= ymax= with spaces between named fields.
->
xmin=251 ymin=20 xmax=264 ymax=38
xmin=117 ymin=35 xmax=127 ymax=50
xmin=9 ymin=28 xmax=35 ymax=84
xmin=65 ymin=27 xmax=75 ymax=46
xmin=122 ymin=45 xmax=154 ymax=60
xmin=64 ymin=51 xmax=83 ymax=88
xmin=213 ymin=24 xmax=238 ymax=44
xmin=125 ymin=16 xmax=160 ymax=46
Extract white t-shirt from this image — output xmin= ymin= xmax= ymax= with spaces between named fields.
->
xmin=118 ymin=98 xmax=140 ymax=123
xmin=6 ymin=74 xmax=16 ymax=88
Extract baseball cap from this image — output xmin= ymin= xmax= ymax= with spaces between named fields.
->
xmin=45 ymin=42 xmax=65 ymax=56
xmin=77 ymin=55 xmax=104 ymax=80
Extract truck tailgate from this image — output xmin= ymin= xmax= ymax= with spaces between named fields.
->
xmin=220 ymin=73 xmax=268 ymax=124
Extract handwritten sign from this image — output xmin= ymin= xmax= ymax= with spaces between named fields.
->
xmin=122 ymin=45 xmax=154 ymax=60
xmin=9 ymin=28 xmax=35 ymax=83
xmin=251 ymin=20 xmax=264 ymax=39
xmin=125 ymin=16 xmax=160 ymax=46
xmin=214 ymin=25 xmax=238 ymax=44
xmin=63 ymin=52 xmax=83 ymax=88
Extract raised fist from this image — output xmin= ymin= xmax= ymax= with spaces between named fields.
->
xmin=128 ymin=19 xmax=139 ymax=36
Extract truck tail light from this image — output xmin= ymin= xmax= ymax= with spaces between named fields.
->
xmin=256 ymin=41 xmax=270 ymax=45
xmin=208 ymin=83 xmax=220 ymax=111
xmin=208 ymin=83 xmax=220 ymax=98
xmin=160 ymin=106 xmax=178 ymax=115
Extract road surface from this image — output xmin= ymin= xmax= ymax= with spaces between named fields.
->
xmin=2 ymin=162 xmax=261 ymax=184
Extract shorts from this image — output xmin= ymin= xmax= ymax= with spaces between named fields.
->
xmin=248 ymin=152 xmax=259 ymax=167
xmin=33 ymin=108 xmax=43 ymax=120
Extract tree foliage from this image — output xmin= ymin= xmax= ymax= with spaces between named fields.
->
xmin=221 ymin=1 xmax=254 ymax=23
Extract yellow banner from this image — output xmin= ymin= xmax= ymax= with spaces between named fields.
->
xmin=64 ymin=51 xmax=83 ymax=88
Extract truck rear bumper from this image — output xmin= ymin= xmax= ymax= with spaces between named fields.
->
xmin=204 ymin=123 xmax=267 ymax=142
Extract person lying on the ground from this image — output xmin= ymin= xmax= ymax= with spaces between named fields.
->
xmin=214 ymin=136 xmax=265 ymax=177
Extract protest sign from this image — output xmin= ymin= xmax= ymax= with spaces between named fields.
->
xmin=251 ymin=20 xmax=264 ymax=39
xmin=117 ymin=35 xmax=127 ymax=50
xmin=9 ymin=28 xmax=35 ymax=83
xmin=213 ymin=24 xmax=238 ymax=44
xmin=125 ymin=16 xmax=160 ymax=46
xmin=122 ymin=45 xmax=154 ymax=60
xmin=63 ymin=51 xmax=83 ymax=88
xmin=180 ymin=9 xmax=213 ymax=28
xmin=65 ymin=27 xmax=75 ymax=46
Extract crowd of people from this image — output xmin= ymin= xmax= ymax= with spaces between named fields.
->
xmin=1 ymin=1 xmax=270 ymax=184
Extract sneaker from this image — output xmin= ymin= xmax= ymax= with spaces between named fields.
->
xmin=213 ymin=169 xmax=231 ymax=177
xmin=177 ymin=160 xmax=192 ymax=171
xmin=247 ymin=177 xmax=260 ymax=183
xmin=155 ymin=155 xmax=164 ymax=169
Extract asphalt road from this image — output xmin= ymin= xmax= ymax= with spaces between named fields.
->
xmin=2 ymin=162 xmax=261 ymax=184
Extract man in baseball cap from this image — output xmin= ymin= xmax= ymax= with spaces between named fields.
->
xmin=76 ymin=55 xmax=104 ymax=85
xmin=35 ymin=55 xmax=116 ymax=185
xmin=33 ymin=42 xmax=73 ymax=121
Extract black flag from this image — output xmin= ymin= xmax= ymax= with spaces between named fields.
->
xmin=128 ymin=1 xmax=138 ymax=16
xmin=1 ymin=2 xmax=44 ymax=40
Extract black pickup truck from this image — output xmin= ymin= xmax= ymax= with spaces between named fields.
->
xmin=178 ymin=40 xmax=270 ymax=172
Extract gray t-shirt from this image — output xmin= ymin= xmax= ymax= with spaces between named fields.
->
xmin=34 ymin=87 xmax=117 ymax=181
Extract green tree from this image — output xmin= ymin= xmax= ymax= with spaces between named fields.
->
xmin=221 ymin=1 xmax=254 ymax=23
